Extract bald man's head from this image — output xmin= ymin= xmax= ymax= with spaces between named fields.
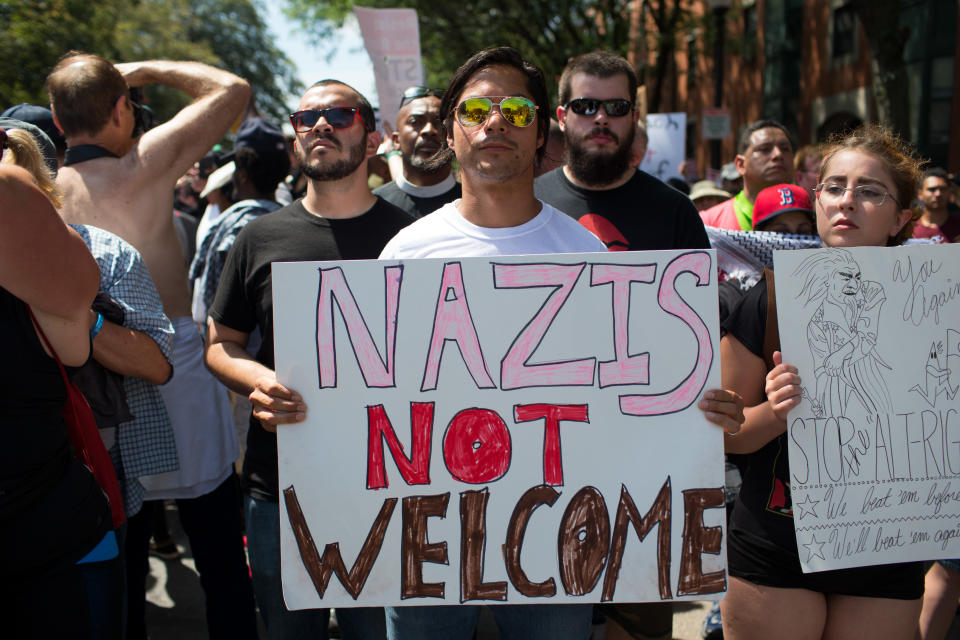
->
xmin=47 ymin=52 xmax=128 ymax=138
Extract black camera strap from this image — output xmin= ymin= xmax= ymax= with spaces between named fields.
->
xmin=64 ymin=144 xmax=119 ymax=166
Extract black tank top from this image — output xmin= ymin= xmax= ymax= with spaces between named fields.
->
xmin=0 ymin=287 xmax=110 ymax=578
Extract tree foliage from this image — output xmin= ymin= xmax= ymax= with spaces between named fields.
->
xmin=284 ymin=0 xmax=643 ymax=108
xmin=0 ymin=0 xmax=301 ymax=122
xmin=0 ymin=0 xmax=122 ymax=108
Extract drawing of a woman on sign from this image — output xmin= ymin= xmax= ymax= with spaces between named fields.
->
xmin=794 ymin=249 xmax=893 ymax=419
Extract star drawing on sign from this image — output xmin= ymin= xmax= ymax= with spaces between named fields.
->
xmin=794 ymin=494 xmax=820 ymax=519
xmin=802 ymin=534 xmax=826 ymax=563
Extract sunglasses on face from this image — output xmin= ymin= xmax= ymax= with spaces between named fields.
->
xmin=289 ymin=107 xmax=367 ymax=133
xmin=0 ymin=128 xmax=6 ymax=162
xmin=455 ymin=96 xmax=538 ymax=128
xmin=564 ymin=98 xmax=633 ymax=118
xmin=399 ymin=86 xmax=444 ymax=109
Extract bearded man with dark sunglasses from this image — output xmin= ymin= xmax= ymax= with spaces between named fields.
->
xmin=536 ymin=51 xmax=710 ymax=640
xmin=534 ymin=51 xmax=708 ymax=256
xmin=205 ymin=80 xmax=412 ymax=640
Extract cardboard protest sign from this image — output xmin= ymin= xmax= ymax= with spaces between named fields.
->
xmin=774 ymin=245 xmax=960 ymax=572
xmin=272 ymin=250 xmax=726 ymax=608
xmin=354 ymin=7 xmax=423 ymax=128
xmin=641 ymin=113 xmax=686 ymax=182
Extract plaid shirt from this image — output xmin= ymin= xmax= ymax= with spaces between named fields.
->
xmin=72 ymin=224 xmax=178 ymax=516
xmin=189 ymin=198 xmax=281 ymax=325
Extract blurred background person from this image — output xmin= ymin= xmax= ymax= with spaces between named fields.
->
xmin=689 ymin=179 xmax=731 ymax=211
xmin=912 ymin=167 xmax=959 ymax=242
xmin=792 ymin=145 xmax=822 ymax=194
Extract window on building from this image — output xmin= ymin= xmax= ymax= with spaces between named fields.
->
xmin=831 ymin=4 xmax=857 ymax=62
xmin=743 ymin=5 xmax=758 ymax=63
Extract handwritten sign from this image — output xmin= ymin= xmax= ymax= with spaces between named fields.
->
xmin=641 ymin=113 xmax=686 ymax=182
xmin=354 ymin=7 xmax=423 ymax=127
xmin=701 ymin=108 xmax=730 ymax=141
xmin=272 ymin=250 xmax=726 ymax=608
xmin=774 ymin=245 xmax=960 ymax=572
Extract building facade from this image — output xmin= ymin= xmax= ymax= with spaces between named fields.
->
xmin=631 ymin=0 xmax=959 ymax=175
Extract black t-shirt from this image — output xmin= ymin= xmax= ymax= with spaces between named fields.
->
xmin=373 ymin=180 xmax=462 ymax=219
xmin=209 ymin=198 xmax=413 ymax=500
xmin=721 ymin=278 xmax=796 ymax=549
xmin=534 ymin=168 xmax=710 ymax=251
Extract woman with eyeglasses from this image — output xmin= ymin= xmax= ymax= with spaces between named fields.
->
xmin=0 ymin=129 xmax=120 ymax=638
xmin=718 ymin=124 xmax=924 ymax=640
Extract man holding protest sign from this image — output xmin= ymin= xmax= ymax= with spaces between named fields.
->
xmin=376 ymin=43 xmax=604 ymax=640
xmin=204 ymin=80 xmax=412 ymax=638
xmin=377 ymin=46 xmax=745 ymax=640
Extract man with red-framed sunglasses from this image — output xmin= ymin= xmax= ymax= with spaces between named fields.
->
xmin=205 ymin=79 xmax=412 ymax=640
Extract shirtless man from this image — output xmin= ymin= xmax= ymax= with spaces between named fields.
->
xmin=47 ymin=53 xmax=258 ymax=640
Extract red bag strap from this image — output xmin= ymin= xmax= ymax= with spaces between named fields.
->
xmin=27 ymin=306 xmax=71 ymax=382
xmin=27 ymin=306 xmax=126 ymax=528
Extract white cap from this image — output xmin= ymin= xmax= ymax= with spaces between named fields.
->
xmin=200 ymin=161 xmax=235 ymax=199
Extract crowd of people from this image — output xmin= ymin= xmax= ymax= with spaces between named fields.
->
xmin=2 ymin=43 xmax=958 ymax=640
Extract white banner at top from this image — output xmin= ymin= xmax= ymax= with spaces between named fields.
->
xmin=354 ymin=7 xmax=423 ymax=131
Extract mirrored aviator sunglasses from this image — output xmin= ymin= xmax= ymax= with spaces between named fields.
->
xmin=456 ymin=96 xmax=537 ymax=128
xmin=289 ymin=107 xmax=363 ymax=132
xmin=565 ymin=98 xmax=633 ymax=118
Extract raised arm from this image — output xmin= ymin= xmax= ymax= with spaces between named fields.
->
xmin=0 ymin=165 xmax=99 ymax=364
xmin=118 ymin=60 xmax=251 ymax=183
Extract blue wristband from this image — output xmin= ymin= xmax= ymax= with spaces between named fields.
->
xmin=90 ymin=311 xmax=104 ymax=340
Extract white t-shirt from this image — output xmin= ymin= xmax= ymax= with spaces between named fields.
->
xmin=379 ymin=199 xmax=607 ymax=259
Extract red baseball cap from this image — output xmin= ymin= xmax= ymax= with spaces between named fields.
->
xmin=752 ymin=183 xmax=814 ymax=229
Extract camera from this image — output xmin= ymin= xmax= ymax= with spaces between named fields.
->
xmin=129 ymin=87 xmax=155 ymax=138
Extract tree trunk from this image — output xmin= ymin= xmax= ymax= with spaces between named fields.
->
xmin=849 ymin=0 xmax=911 ymax=137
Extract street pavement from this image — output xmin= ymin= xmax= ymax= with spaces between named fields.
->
xmin=144 ymin=501 xmax=712 ymax=639
xmin=145 ymin=502 xmax=957 ymax=640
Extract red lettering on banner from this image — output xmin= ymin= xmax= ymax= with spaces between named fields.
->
xmin=366 ymin=403 xmax=433 ymax=489
xmin=443 ymin=408 xmax=512 ymax=484
xmin=514 ymin=403 xmax=589 ymax=485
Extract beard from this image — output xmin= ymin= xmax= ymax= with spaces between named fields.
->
xmin=566 ymin=125 xmax=635 ymax=186
xmin=404 ymin=139 xmax=444 ymax=174
xmin=298 ymin=133 xmax=367 ymax=182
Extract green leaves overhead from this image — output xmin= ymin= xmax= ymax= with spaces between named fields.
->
xmin=284 ymin=0 xmax=642 ymax=107
xmin=0 ymin=0 xmax=301 ymax=122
